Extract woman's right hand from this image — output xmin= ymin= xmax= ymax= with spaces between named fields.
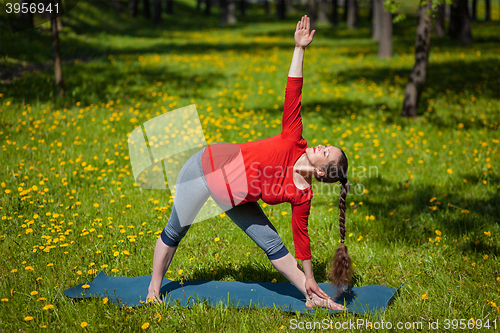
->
xmin=294 ymin=15 xmax=316 ymax=48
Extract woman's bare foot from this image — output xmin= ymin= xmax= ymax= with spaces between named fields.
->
xmin=305 ymin=293 xmax=344 ymax=311
xmin=145 ymin=291 xmax=163 ymax=304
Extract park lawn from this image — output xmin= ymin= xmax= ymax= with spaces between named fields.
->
xmin=0 ymin=0 xmax=499 ymax=331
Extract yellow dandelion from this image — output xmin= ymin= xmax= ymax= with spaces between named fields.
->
xmin=81 ymin=322 xmax=88 ymax=328
xmin=447 ymin=169 xmax=453 ymax=175
xmin=11 ymin=269 xmax=17 ymax=273
xmin=94 ymin=203 xmax=99 ymax=208
xmin=37 ymin=297 xmax=47 ymax=301
xmin=214 ymin=237 xmax=220 ymax=242
xmin=421 ymin=294 xmax=428 ymax=300
xmin=30 ymin=291 xmax=38 ymax=296
xmin=271 ymin=278 xmax=277 ymax=283
xmin=484 ymin=255 xmax=488 ymax=260
xmin=178 ymin=269 xmax=183 ymax=275
xmin=25 ymin=266 xmax=34 ymax=271
xmin=103 ymin=298 xmax=108 ymax=304
xmin=357 ymin=236 xmax=363 ymax=241
xmin=282 ymin=211 xmax=287 ymax=215
xmin=111 ymin=269 xmax=119 ymax=272
xmin=43 ymin=304 xmax=54 ymax=310
xmin=435 ymin=230 xmax=442 ymax=236
xmin=24 ymin=316 xmax=33 ymax=321
xmin=141 ymin=322 xmax=150 ymax=330
xmin=1 ymin=298 xmax=8 ymax=302
xmin=82 ymin=284 xmax=90 ymax=289
xmin=484 ymin=231 xmax=491 ymax=237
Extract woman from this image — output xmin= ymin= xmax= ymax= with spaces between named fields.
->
xmin=146 ymin=15 xmax=351 ymax=311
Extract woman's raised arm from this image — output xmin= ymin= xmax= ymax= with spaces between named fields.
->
xmin=288 ymin=15 xmax=316 ymax=78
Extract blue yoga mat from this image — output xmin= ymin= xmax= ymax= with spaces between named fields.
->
xmin=64 ymin=272 xmax=401 ymax=315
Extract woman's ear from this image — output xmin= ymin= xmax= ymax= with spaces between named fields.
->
xmin=314 ymin=167 xmax=325 ymax=177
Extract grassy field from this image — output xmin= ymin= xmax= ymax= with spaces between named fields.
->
xmin=0 ymin=0 xmax=499 ymax=331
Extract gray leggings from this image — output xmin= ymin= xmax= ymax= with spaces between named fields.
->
xmin=160 ymin=148 xmax=289 ymax=260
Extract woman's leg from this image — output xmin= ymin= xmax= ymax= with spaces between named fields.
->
xmin=147 ymin=149 xmax=210 ymax=303
xmin=223 ymin=202 xmax=344 ymax=310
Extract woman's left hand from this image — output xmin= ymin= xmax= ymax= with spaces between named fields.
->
xmin=295 ymin=15 xmax=316 ymax=48
xmin=305 ymin=277 xmax=330 ymax=300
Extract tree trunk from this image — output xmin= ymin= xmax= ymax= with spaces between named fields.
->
xmin=165 ymin=0 xmax=173 ymax=14
xmin=111 ymin=0 xmax=123 ymax=13
xmin=154 ymin=0 xmax=162 ymax=24
xmin=485 ymin=0 xmax=491 ymax=21
xmin=449 ymin=0 xmax=473 ymax=45
xmin=205 ymin=0 xmax=211 ymax=15
xmin=378 ymin=0 xmax=392 ymax=58
xmin=456 ymin=0 xmax=473 ymax=45
xmin=347 ymin=0 xmax=357 ymax=29
xmin=220 ymin=0 xmax=228 ymax=25
xmin=402 ymin=0 xmax=432 ymax=117
xmin=143 ymin=0 xmax=151 ymax=18
xmin=240 ymin=0 xmax=246 ymax=16
xmin=331 ymin=0 xmax=338 ymax=27
xmin=435 ymin=2 xmax=445 ymax=37
xmin=130 ymin=0 xmax=139 ymax=17
xmin=317 ymin=0 xmax=329 ymax=24
xmin=286 ymin=0 xmax=296 ymax=15
xmin=263 ymin=0 xmax=269 ymax=15
xmin=307 ymin=0 xmax=316 ymax=30
xmin=343 ymin=0 xmax=348 ymax=22
xmin=19 ymin=0 xmax=34 ymax=28
xmin=227 ymin=0 xmax=237 ymax=23
xmin=472 ymin=0 xmax=477 ymax=20
xmin=368 ymin=0 xmax=373 ymax=22
xmin=372 ymin=0 xmax=381 ymax=41
xmin=57 ymin=16 xmax=63 ymax=31
xmin=277 ymin=0 xmax=286 ymax=19
xmin=448 ymin=0 xmax=460 ymax=39
xmin=197 ymin=0 xmax=202 ymax=11
xmin=51 ymin=2 xmax=64 ymax=97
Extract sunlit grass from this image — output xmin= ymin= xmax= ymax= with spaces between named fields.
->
xmin=0 ymin=0 xmax=499 ymax=331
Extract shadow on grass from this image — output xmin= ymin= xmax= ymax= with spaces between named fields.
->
xmin=349 ymin=173 xmax=499 ymax=248
xmin=1 ymin=58 xmax=227 ymax=107
xmin=188 ymin=257 xmax=334 ymax=284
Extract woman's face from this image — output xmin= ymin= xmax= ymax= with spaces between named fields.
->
xmin=305 ymin=145 xmax=343 ymax=176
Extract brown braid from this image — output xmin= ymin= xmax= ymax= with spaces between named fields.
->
xmin=313 ymin=148 xmax=353 ymax=293
xmin=328 ymin=179 xmax=352 ymax=291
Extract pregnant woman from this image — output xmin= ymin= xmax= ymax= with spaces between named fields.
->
xmin=147 ymin=15 xmax=351 ymax=311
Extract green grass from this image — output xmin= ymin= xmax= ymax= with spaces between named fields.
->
xmin=0 ymin=0 xmax=499 ymax=331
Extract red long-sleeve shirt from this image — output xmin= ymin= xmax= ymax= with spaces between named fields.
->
xmin=202 ymin=77 xmax=313 ymax=259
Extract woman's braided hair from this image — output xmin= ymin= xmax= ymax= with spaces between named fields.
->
xmin=314 ymin=149 xmax=352 ymax=291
